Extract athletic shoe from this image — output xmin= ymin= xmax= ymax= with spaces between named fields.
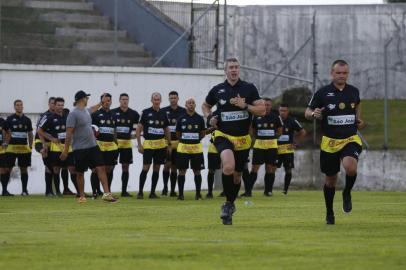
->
xmin=220 ymin=202 xmax=235 ymax=225
xmin=21 ymin=191 xmax=29 ymax=196
xmin=63 ymin=189 xmax=75 ymax=196
xmin=240 ymin=192 xmax=252 ymax=197
xmin=263 ymin=191 xmax=273 ymax=197
xmin=206 ymin=193 xmax=213 ymax=199
xmin=137 ymin=192 xmax=144 ymax=199
xmin=342 ymin=192 xmax=352 ymax=213
xmin=177 ymin=195 xmax=184 ymax=201
xmin=102 ymin=193 xmax=118 ymax=203
xmin=161 ymin=188 xmax=168 ymax=196
xmin=282 ymin=190 xmax=288 ymax=195
xmin=121 ymin=191 xmax=133 ymax=197
xmin=169 ymin=191 xmax=177 ymax=197
xmin=326 ymin=214 xmax=335 ymax=225
xmin=195 ymin=193 xmax=203 ymax=200
xmin=56 ymin=191 xmax=63 ymax=197
xmin=77 ymin=196 xmax=87 ymax=203
xmin=218 ymin=191 xmax=225 ymax=197
xmin=97 ymin=190 xmax=104 ymax=196
xmin=149 ymin=193 xmax=160 ymax=199
xmin=2 ymin=191 xmax=14 ymax=196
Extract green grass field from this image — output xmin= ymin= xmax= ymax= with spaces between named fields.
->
xmin=1 ymin=191 xmax=405 ymax=270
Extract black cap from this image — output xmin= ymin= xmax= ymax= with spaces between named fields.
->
xmin=74 ymin=90 xmax=90 ymax=101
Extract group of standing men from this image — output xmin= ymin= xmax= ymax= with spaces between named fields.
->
xmin=1 ymin=56 xmax=364 ymax=225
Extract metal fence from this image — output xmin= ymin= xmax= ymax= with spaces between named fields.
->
xmin=146 ymin=0 xmax=222 ymax=68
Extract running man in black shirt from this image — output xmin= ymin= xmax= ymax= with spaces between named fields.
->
xmin=136 ymin=92 xmax=171 ymax=199
xmin=276 ymin=104 xmax=306 ymax=195
xmin=161 ymin=91 xmax=186 ymax=197
xmin=3 ymin=100 xmax=33 ymax=196
xmin=244 ymin=97 xmax=283 ymax=197
xmin=202 ymin=57 xmax=265 ymax=225
xmin=111 ymin=93 xmax=140 ymax=197
xmin=175 ymin=98 xmax=206 ymax=200
xmin=305 ymin=59 xmax=365 ymax=225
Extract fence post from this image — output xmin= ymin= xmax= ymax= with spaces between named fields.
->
xmin=223 ymin=0 xmax=227 ymax=61
xmin=384 ymin=37 xmax=393 ymax=150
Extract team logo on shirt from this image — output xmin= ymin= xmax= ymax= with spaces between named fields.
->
xmin=127 ymin=120 xmax=131 ymax=123
xmin=61 ymin=125 xmax=65 ymax=129
xmin=327 ymin=104 xmax=336 ymax=110
xmin=166 ymin=111 xmax=170 ymax=114
xmin=121 ymin=119 xmax=125 ymax=123
xmin=264 ymin=123 xmax=268 ymax=128
xmin=182 ymin=125 xmax=186 ymax=130
xmin=13 ymin=125 xmax=17 ymax=129
xmin=339 ymin=103 xmax=346 ymax=110
xmin=101 ymin=120 xmax=105 ymax=124
xmin=194 ymin=125 xmax=198 ymax=129
xmin=351 ymin=103 xmax=355 ymax=109
xmin=188 ymin=125 xmax=192 ymax=130
xmin=172 ymin=119 xmax=176 ymax=123
xmin=258 ymin=124 xmax=262 ymax=128
xmin=149 ymin=120 xmax=153 ymax=124
xmin=285 ymin=128 xmax=289 ymax=132
xmin=219 ymin=99 xmax=226 ymax=105
xmin=53 ymin=118 xmax=58 ymax=122
xmin=107 ymin=120 xmax=111 ymax=124
xmin=19 ymin=124 xmax=22 ymax=128
xmin=155 ymin=120 xmax=159 ymax=125
xmin=271 ymin=124 xmax=274 ymax=128
xmin=327 ymin=93 xmax=335 ymax=97
xmin=56 ymin=126 xmax=60 ymax=130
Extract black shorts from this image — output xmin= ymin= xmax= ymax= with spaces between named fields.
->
xmin=49 ymin=151 xmax=74 ymax=168
xmin=176 ymin=152 xmax=205 ymax=170
xmin=207 ymin=152 xmax=221 ymax=170
xmin=5 ymin=153 xmax=31 ymax=168
xmin=101 ymin=150 xmax=118 ymax=166
xmin=213 ymin=136 xmax=249 ymax=172
xmin=0 ymin=153 xmax=6 ymax=168
xmin=143 ymin=148 xmax=167 ymax=165
xmin=252 ymin=148 xmax=278 ymax=165
xmin=320 ymin=142 xmax=362 ymax=176
xmin=73 ymin=146 xmax=104 ymax=173
xmin=118 ymin=148 xmax=133 ymax=164
xmin=166 ymin=148 xmax=177 ymax=164
xmin=276 ymin=153 xmax=294 ymax=170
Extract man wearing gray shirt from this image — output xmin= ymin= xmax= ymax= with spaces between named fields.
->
xmin=60 ymin=90 xmax=117 ymax=203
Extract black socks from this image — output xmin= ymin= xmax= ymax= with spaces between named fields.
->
xmin=151 ymin=171 xmax=159 ymax=194
xmin=264 ymin=173 xmax=275 ymax=193
xmin=170 ymin=171 xmax=177 ymax=192
xmin=284 ymin=172 xmax=292 ymax=192
xmin=162 ymin=170 xmax=170 ymax=190
xmin=194 ymin=174 xmax=202 ymax=195
xmin=21 ymin=173 xmax=28 ymax=193
xmin=121 ymin=171 xmax=129 ymax=193
xmin=344 ymin=174 xmax=357 ymax=194
xmin=207 ymin=171 xmax=215 ymax=194
xmin=178 ymin=175 xmax=185 ymax=197
xmin=323 ymin=184 xmax=336 ymax=215
xmin=139 ymin=170 xmax=148 ymax=193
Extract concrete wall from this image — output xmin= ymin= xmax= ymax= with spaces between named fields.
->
xmin=225 ymin=4 xmax=406 ymax=99
xmin=0 ymin=63 xmax=223 ymax=114
xmin=254 ymin=149 xmax=406 ymax=192
xmin=89 ymin=0 xmax=190 ymax=67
